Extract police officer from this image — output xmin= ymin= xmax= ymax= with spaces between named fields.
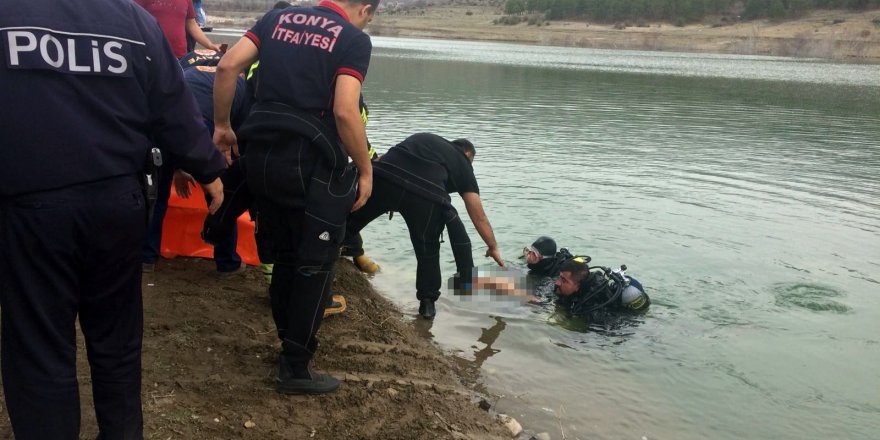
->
xmin=0 ymin=1 xmax=227 ymax=438
xmin=213 ymin=0 xmax=377 ymax=394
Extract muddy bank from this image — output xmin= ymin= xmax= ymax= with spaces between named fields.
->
xmin=0 ymin=258 xmax=513 ymax=439
xmin=212 ymin=7 xmax=880 ymax=62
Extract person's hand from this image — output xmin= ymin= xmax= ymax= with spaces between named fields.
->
xmin=212 ymin=125 xmax=237 ymax=165
xmin=351 ymin=172 xmax=372 ymax=212
xmin=208 ymin=42 xmax=223 ymax=52
xmin=486 ymin=247 xmax=504 ymax=267
xmin=201 ymin=177 xmax=224 ymax=214
xmin=172 ymin=170 xmax=195 ymax=199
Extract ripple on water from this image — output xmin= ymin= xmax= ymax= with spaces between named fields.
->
xmin=773 ymin=283 xmax=851 ymax=314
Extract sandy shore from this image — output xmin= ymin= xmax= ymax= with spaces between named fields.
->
xmin=213 ymin=6 xmax=880 ymax=62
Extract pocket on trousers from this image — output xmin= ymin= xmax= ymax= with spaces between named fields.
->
xmin=298 ymin=165 xmax=357 ymax=265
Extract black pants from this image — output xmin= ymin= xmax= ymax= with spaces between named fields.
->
xmin=0 ymin=176 xmax=146 ymax=440
xmin=142 ymin=156 xmax=174 ymax=265
xmin=202 ymin=156 xmax=255 ymax=262
xmin=246 ymin=137 xmax=356 ymax=365
xmin=344 ymin=178 xmax=474 ymax=302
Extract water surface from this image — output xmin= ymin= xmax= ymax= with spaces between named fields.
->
xmin=359 ymin=37 xmax=880 ymax=440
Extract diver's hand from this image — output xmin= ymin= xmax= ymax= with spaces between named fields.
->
xmin=486 ymin=247 xmax=504 ymax=267
xmin=201 ymin=177 xmax=224 ymax=214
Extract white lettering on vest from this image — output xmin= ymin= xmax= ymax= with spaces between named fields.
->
xmin=67 ymin=39 xmax=89 ymax=72
xmin=7 ymin=31 xmax=37 ymax=65
xmin=40 ymin=34 xmax=64 ymax=68
xmin=3 ymin=29 xmax=133 ymax=76
xmin=91 ymin=40 xmax=101 ymax=73
xmin=103 ymin=41 xmax=127 ymax=73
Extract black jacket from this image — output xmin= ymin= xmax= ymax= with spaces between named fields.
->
xmin=0 ymin=0 xmax=226 ymax=196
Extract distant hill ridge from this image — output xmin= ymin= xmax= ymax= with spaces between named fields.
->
xmin=209 ymin=0 xmax=502 ymax=13
xmin=210 ymin=0 xmax=879 ymax=26
xmin=501 ymin=0 xmax=880 ymax=24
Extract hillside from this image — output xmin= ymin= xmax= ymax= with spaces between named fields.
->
xmin=210 ymin=5 xmax=880 ymax=62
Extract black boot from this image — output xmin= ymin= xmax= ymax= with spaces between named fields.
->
xmin=418 ymin=299 xmax=436 ymax=320
xmin=276 ymin=340 xmax=340 ymax=395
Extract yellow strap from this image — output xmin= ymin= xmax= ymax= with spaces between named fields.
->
xmin=246 ymin=61 xmax=260 ymax=80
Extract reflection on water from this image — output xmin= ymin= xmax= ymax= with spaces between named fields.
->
xmin=473 ymin=316 xmax=507 ymax=368
xmin=449 ymin=315 xmax=507 ymax=394
xmin=360 ymin=37 xmax=880 ymax=440
xmin=372 ymin=37 xmax=880 ymax=86
xmin=547 ymin=305 xmax=646 ymax=339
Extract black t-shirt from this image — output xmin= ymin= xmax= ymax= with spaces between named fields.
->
xmin=374 ymin=133 xmax=479 ymax=205
xmin=244 ymin=1 xmax=372 ymax=116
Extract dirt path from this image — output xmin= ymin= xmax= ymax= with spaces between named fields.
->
xmin=0 ymin=258 xmax=513 ymax=439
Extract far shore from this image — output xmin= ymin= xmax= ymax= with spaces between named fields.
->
xmin=211 ymin=6 xmax=880 ymax=63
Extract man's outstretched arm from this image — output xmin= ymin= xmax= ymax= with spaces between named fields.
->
xmin=213 ymin=36 xmax=258 ymax=163
xmin=461 ymin=192 xmax=503 ymax=267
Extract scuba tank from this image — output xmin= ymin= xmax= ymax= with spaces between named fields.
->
xmin=620 ymin=277 xmax=649 ymax=310
xmin=567 ymin=264 xmax=650 ymax=316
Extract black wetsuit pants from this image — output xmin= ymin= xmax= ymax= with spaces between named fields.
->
xmin=246 ymin=137 xmax=356 ymax=367
xmin=343 ymin=178 xmax=474 ymax=302
xmin=0 ymin=175 xmax=146 ymax=440
xmin=201 ymin=156 xmax=255 ymax=256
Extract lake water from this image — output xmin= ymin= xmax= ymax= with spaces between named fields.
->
xmin=357 ymin=37 xmax=880 ymax=439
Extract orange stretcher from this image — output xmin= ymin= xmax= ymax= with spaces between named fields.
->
xmin=159 ymin=185 xmax=260 ymax=266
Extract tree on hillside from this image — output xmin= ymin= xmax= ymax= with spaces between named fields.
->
xmin=768 ymin=0 xmax=787 ymax=18
xmin=742 ymin=0 xmax=767 ymax=19
xmin=506 ymin=0 xmax=526 ymax=13
xmin=786 ymin=0 xmax=814 ymax=17
xmin=501 ymin=0 xmax=879 ymax=23
xmin=526 ymin=0 xmax=550 ymax=12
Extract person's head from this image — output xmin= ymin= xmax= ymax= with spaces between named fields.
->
xmin=523 ymin=236 xmax=556 ymax=265
xmin=451 ymin=138 xmax=476 ymax=163
xmin=273 ymin=1 xmax=291 ymax=9
xmin=555 ymin=259 xmax=588 ymax=296
xmin=336 ymin=0 xmax=379 ymax=30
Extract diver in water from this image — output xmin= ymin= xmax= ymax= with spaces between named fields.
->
xmin=470 ymin=237 xmax=650 ymax=320
xmin=523 ymin=236 xmax=564 ymax=277
xmin=552 ymin=258 xmax=650 ymax=319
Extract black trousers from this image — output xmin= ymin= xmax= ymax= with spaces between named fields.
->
xmin=201 ymin=156 xmax=255 ymax=253
xmin=343 ymin=178 xmax=474 ymax=302
xmin=0 ymin=175 xmax=146 ymax=440
xmin=246 ymin=137 xmax=356 ymax=365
